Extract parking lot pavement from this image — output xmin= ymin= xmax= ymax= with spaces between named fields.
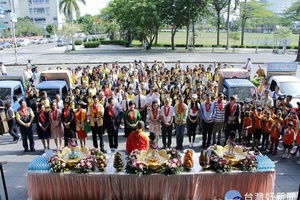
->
xmin=0 ymin=127 xmax=299 ymax=199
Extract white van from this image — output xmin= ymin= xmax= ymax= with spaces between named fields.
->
xmin=17 ymin=39 xmax=30 ymax=47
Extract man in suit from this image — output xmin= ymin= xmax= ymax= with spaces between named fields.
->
xmin=103 ymin=97 xmax=124 ymax=149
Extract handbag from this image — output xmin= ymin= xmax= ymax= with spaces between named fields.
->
xmin=84 ymin=122 xmax=91 ymax=133
xmin=241 ymin=128 xmax=248 ymax=138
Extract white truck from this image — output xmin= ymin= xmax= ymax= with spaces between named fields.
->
xmin=267 ymin=62 xmax=300 ymax=109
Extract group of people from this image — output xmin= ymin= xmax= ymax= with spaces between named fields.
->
xmin=2 ymin=59 xmax=299 ymax=158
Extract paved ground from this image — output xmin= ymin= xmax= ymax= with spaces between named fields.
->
xmin=0 ymin=46 xmax=299 ymax=199
xmin=0 ymin=127 xmax=300 ymax=199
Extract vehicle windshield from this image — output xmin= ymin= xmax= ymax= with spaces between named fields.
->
xmin=280 ymin=82 xmax=300 ymax=97
xmin=0 ymin=88 xmax=11 ymax=101
xmin=230 ymin=87 xmax=256 ymax=101
xmin=39 ymin=89 xmax=59 ymax=101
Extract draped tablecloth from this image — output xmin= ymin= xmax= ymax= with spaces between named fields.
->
xmin=27 ymin=170 xmax=275 ymax=200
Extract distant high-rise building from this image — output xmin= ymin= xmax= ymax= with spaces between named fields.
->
xmin=0 ymin=0 xmax=65 ymax=30
xmin=261 ymin=0 xmax=297 ymax=14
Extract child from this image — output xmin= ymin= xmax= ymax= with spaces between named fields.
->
xmin=226 ymin=131 xmax=236 ymax=156
xmin=291 ymin=123 xmax=300 ymax=156
xmin=242 ymin=111 xmax=252 ymax=147
xmin=261 ymin=111 xmax=273 ymax=151
xmin=282 ymin=121 xmax=295 ymax=158
xmin=269 ymin=117 xmax=281 ymax=155
xmin=252 ymin=107 xmax=263 ymax=150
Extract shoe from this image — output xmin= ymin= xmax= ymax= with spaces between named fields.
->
xmin=101 ymin=149 xmax=107 ymax=153
xmin=286 ymin=155 xmax=290 ymax=158
xmin=282 ymin=154 xmax=286 ymax=158
xmin=291 ymin=152 xmax=297 ymax=156
xmin=189 ymin=143 xmax=192 ymax=148
xmin=30 ymin=149 xmax=36 ymax=152
xmin=191 ymin=143 xmax=194 ymax=148
xmin=16 ymin=137 xmax=21 ymax=143
xmin=24 ymin=149 xmax=29 ymax=153
xmin=201 ymin=144 xmax=206 ymax=149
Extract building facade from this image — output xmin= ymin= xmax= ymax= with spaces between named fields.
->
xmin=0 ymin=0 xmax=64 ymax=29
xmin=260 ymin=0 xmax=297 ymax=14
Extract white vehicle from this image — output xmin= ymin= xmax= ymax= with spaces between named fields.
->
xmin=17 ymin=39 xmax=31 ymax=47
xmin=267 ymin=62 xmax=300 ymax=109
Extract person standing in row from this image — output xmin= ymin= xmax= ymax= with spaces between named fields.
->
xmin=37 ymin=103 xmax=50 ymax=151
xmin=201 ymin=94 xmax=215 ymax=148
xmin=125 ymin=101 xmax=141 ymax=137
xmin=121 ymin=93 xmax=130 ymax=137
xmin=212 ymin=93 xmax=226 ymax=145
xmin=4 ymin=101 xmax=20 ymax=142
xmin=187 ymin=94 xmax=200 ymax=148
xmin=74 ymin=101 xmax=88 ymax=148
xmin=103 ymin=97 xmax=124 ymax=149
xmin=49 ymin=101 xmax=64 ymax=151
xmin=160 ymin=97 xmax=174 ymax=148
xmin=15 ymin=99 xmax=35 ymax=152
xmin=148 ymin=100 xmax=161 ymax=146
xmin=89 ymin=95 xmax=105 ymax=152
xmin=134 ymin=88 xmax=147 ymax=124
xmin=61 ymin=100 xmax=75 ymax=147
xmin=224 ymin=96 xmax=240 ymax=143
xmin=174 ymin=94 xmax=188 ymax=150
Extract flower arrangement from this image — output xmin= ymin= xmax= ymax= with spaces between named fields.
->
xmin=161 ymin=158 xmax=182 ymax=175
xmin=90 ymin=148 xmax=100 ymax=156
xmin=165 ymin=148 xmax=181 ymax=160
xmin=125 ymin=149 xmax=149 ymax=176
xmin=75 ymin=156 xmax=96 ymax=174
xmin=241 ymin=154 xmax=257 ymax=172
xmin=208 ymin=145 xmax=232 ymax=173
xmin=49 ymin=154 xmax=68 ymax=173
xmin=125 ymin=148 xmax=183 ymax=176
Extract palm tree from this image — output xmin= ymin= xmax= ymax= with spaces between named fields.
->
xmin=59 ymin=0 xmax=87 ymax=51
xmin=226 ymin=0 xmax=239 ymax=50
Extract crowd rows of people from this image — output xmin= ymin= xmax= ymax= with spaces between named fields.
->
xmin=3 ymin=59 xmax=300 ymax=158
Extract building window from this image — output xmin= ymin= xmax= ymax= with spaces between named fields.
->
xmin=53 ymin=17 xmax=57 ymax=21
xmin=45 ymin=0 xmax=49 ymax=4
xmin=33 ymin=0 xmax=44 ymax=4
xmin=29 ymin=8 xmax=45 ymax=14
xmin=46 ymin=7 xmax=50 ymax=15
xmin=34 ymin=18 xmax=46 ymax=24
xmin=0 ymin=2 xmax=7 ymax=4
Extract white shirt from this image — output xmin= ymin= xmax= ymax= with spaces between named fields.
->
xmin=245 ymin=61 xmax=252 ymax=71
xmin=0 ymin=64 xmax=6 ymax=74
xmin=134 ymin=94 xmax=147 ymax=109
xmin=188 ymin=102 xmax=200 ymax=117
xmin=121 ymin=99 xmax=130 ymax=112
xmin=160 ymin=105 xmax=175 ymax=123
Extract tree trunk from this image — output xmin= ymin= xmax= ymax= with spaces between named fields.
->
xmin=192 ymin=22 xmax=195 ymax=48
xmin=241 ymin=18 xmax=245 ymax=46
xmin=171 ymin=27 xmax=176 ymax=50
xmin=154 ymin=29 xmax=158 ymax=45
xmin=217 ymin=12 xmax=220 ymax=46
xmin=185 ymin=25 xmax=189 ymax=49
xmin=226 ymin=0 xmax=231 ymax=50
xmin=295 ymin=31 xmax=300 ymax=61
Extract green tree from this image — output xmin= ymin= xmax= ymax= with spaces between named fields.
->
xmin=15 ymin=17 xmax=43 ymax=36
xmin=226 ymin=0 xmax=239 ymax=50
xmin=274 ymin=26 xmax=291 ymax=48
xmin=211 ymin=0 xmax=228 ymax=45
xmin=285 ymin=0 xmax=300 ymax=61
xmin=46 ymin=24 xmax=54 ymax=34
xmin=230 ymin=31 xmax=240 ymax=52
xmin=239 ymin=0 xmax=269 ymax=45
xmin=161 ymin=0 xmax=210 ymax=50
xmin=59 ymin=0 xmax=86 ymax=50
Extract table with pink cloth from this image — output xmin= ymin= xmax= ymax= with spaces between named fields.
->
xmin=27 ymin=169 xmax=275 ymax=200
